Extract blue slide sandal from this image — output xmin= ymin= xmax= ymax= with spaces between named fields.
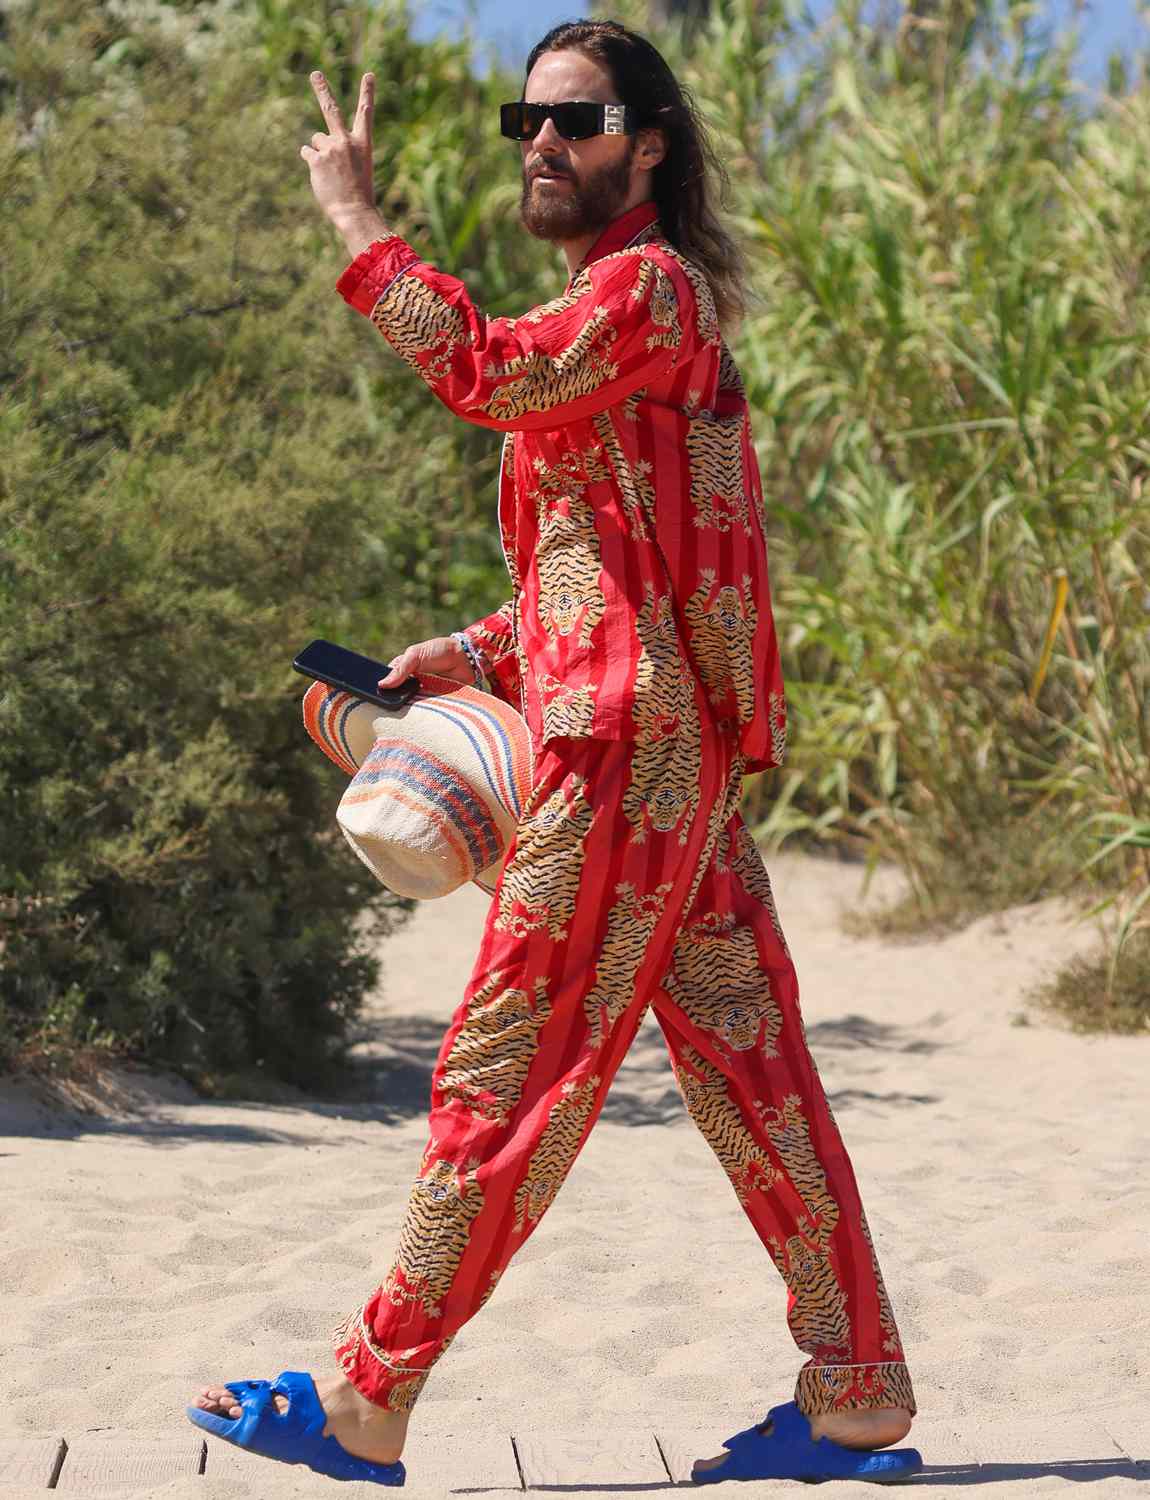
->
xmin=186 ymin=1369 xmax=406 ymax=1486
xmin=692 ymin=1401 xmax=923 ymax=1485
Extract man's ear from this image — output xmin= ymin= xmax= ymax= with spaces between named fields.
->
xmin=635 ymin=127 xmax=667 ymax=173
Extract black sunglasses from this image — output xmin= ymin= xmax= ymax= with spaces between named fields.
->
xmin=499 ymin=100 xmax=638 ymax=142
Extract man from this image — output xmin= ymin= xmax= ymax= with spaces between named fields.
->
xmin=191 ymin=19 xmax=920 ymax=1486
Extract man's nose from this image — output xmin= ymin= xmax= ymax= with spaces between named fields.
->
xmin=530 ymin=114 xmax=565 ymax=153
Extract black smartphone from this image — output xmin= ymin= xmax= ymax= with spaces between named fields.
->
xmin=292 ymin=639 xmax=420 ymax=711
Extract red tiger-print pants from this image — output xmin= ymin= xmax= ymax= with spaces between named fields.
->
xmin=332 ymin=715 xmax=916 ymax=1419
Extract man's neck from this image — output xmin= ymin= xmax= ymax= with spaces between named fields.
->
xmin=556 ymin=195 xmax=658 ymax=280
xmin=559 ymin=232 xmax=598 ymax=279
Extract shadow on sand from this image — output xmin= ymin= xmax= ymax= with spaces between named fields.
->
xmin=0 ymin=1005 xmax=943 ymax=1143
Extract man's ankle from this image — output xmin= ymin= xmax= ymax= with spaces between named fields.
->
xmin=809 ymin=1407 xmax=913 ymax=1449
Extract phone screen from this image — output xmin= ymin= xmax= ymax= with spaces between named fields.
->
xmin=292 ymin=639 xmax=419 ymax=710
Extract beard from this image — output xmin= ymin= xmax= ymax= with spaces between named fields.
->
xmin=519 ymin=141 xmax=636 ymax=242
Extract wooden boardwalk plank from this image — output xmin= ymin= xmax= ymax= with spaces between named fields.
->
xmin=969 ymin=1415 xmax=1129 ymax=1465
xmin=513 ymin=1431 xmax=667 ymax=1489
xmin=202 ymin=1425 xmax=524 ymax=1493
xmin=1100 ymin=1404 xmax=1150 ymax=1467
xmin=0 ymin=1437 xmax=66 ymax=1488
xmin=401 ymin=1428 xmax=523 ymax=1494
xmin=54 ymin=1436 xmax=204 ymax=1492
xmin=655 ymin=1429 xmax=723 ymax=1486
xmin=966 ymin=1416 xmax=1137 ymax=1485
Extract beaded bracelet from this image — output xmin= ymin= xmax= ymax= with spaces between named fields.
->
xmin=451 ymin=631 xmax=486 ymax=690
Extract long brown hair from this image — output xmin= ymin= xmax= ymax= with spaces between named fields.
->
xmin=523 ymin=19 xmax=747 ymax=331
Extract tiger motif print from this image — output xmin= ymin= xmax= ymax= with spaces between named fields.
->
xmin=371 ymin=270 xmax=469 ymax=384
xmin=683 ymin=386 xmax=705 ymax=419
xmin=769 ymin=690 xmax=787 ymax=765
xmin=858 ymin=1209 xmax=904 ymax=1357
xmin=730 ymin=824 xmax=790 ymax=957
xmin=332 ymin=1316 xmax=439 ymax=1413
xmin=613 ymin=240 xmax=721 ymax=348
xmin=717 ymin=340 xmax=745 ymax=397
xmin=482 ymin=303 xmax=620 ymax=422
xmin=529 ymin=446 xmax=611 ymax=510
xmin=583 ymin=880 xmax=674 ymax=1044
xmin=679 ymin=755 xmax=747 ymax=920
xmin=514 ymin=1074 xmax=601 ymax=1230
xmin=684 ymin=568 xmax=759 ymax=730
xmin=631 ymin=585 xmax=687 ymax=718
xmin=591 ymin=409 xmax=654 ymax=539
xmin=713 ymin=821 xmax=739 ymax=877
xmin=496 ymin=775 xmax=594 ymax=940
xmin=623 ymin=720 xmax=702 ymax=844
xmin=685 ymin=412 xmax=750 ymax=533
xmin=796 ymin=1360 xmax=916 ymax=1418
xmin=624 ymin=587 xmax=702 ymax=844
xmin=758 ymin=1094 xmax=840 ymax=1244
xmin=438 ymin=972 xmax=551 ymax=1125
xmin=382 ymin=1369 xmax=429 ymax=1413
xmin=674 ymin=1046 xmax=776 ymax=1204
xmin=482 ymin=252 xmax=683 ymax=424
xmin=535 ymin=488 xmax=605 ymax=646
xmin=537 ymin=672 xmax=597 ymax=739
xmin=383 ymin=1157 xmax=485 ymax=1320
xmin=770 ymin=1231 xmax=852 ymax=1357
xmin=629 ymin=257 xmax=682 ymax=353
xmin=664 ymin=911 xmax=782 ymax=1056
xmin=511 ymin=278 xmax=597 ymax=328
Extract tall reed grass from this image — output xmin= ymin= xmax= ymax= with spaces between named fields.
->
xmin=630 ymin=0 xmax=1147 ymax=1018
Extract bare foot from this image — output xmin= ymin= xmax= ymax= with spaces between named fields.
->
xmin=692 ymin=1405 xmax=913 ymax=1476
xmin=192 ymin=1373 xmax=410 ymax=1465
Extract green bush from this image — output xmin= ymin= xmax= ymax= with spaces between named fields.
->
xmin=0 ymin=0 xmax=546 ymax=1085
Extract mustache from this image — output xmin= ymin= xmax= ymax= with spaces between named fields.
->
xmin=526 ymin=161 xmax=574 ymax=181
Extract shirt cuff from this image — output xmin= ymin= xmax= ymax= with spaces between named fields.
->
xmin=336 ymin=236 xmax=422 ymax=317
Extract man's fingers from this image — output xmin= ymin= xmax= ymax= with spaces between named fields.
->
xmin=354 ymin=72 xmax=375 ymax=199
xmin=310 ymin=71 xmax=346 ymax=134
xmin=354 ymin=72 xmax=375 ymax=140
xmin=379 ymin=654 xmax=410 ymax=685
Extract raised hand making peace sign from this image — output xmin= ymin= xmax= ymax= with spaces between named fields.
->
xmin=300 ymin=71 xmax=388 ymax=255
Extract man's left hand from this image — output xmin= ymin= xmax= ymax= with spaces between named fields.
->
xmin=301 ymin=71 xmax=386 ymax=250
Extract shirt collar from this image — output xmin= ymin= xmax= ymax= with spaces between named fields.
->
xmin=570 ymin=201 xmax=662 ymax=282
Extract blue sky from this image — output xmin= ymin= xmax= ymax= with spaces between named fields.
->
xmin=411 ymin=0 xmax=1148 ymax=85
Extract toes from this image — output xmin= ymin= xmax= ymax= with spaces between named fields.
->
xmin=192 ymin=1381 xmax=291 ymax=1422
xmin=196 ymin=1386 xmax=241 ymax=1417
xmin=692 ymin=1453 xmax=728 ymax=1473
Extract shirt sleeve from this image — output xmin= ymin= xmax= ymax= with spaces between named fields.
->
xmin=459 ymin=599 xmax=521 ymax=708
xmin=337 ymin=235 xmax=696 ymax=433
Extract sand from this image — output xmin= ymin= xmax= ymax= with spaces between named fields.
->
xmin=2 ymin=852 xmax=1147 ymax=1497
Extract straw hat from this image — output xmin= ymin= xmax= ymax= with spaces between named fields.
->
xmin=301 ymin=674 xmax=533 ymax=899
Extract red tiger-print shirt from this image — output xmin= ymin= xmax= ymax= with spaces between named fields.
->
xmin=336 ymin=201 xmax=786 ymax=773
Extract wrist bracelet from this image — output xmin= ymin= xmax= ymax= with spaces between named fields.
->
xmin=451 ymin=631 xmax=486 ymax=690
